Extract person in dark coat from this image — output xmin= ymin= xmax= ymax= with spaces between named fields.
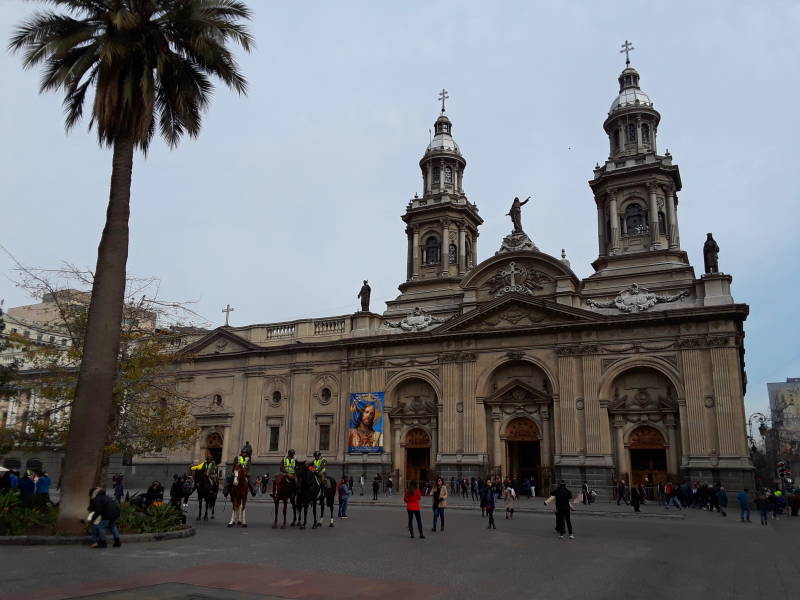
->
xmin=482 ymin=480 xmax=497 ymax=529
xmin=18 ymin=472 xmax=35 ymax=507
xmin=630 ymin=485 xmax=642 ymax=513
xmin=547 ymin=480 xmax=577 ymax=539
xmin=88 ymin=487 xmax=121 ymax=548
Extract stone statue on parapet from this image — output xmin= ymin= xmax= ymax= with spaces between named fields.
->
xmin=507 ymin=196 xmax=531 ymax=234
xmin=703 ymin=233 xmax=720 ymax=274
xmin=357 ymin=280 xmax=371 ymax=312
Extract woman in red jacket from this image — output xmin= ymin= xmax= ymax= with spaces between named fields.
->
xmin=404 ymin=482 xmax=425 ymax=539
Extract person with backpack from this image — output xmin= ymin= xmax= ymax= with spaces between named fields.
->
xmin=88 ymin=487 xmax=121 ymax=548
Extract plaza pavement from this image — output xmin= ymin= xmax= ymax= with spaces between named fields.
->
xmin=1 ymin=498 xmax=798 ymax=600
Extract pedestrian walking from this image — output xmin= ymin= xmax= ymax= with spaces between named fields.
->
xmin=359 ymin=473 xmax=365 ymax=496
xmin=404 ymin=483 xmax=424 ymax=539
xmin=581 ymin=481 xmax=590 ymax=505
xmin=372 ymin=476 xmax=380 ymax=501
xmin=616 ymin=479 xmax=628 ymax=505
xmin=112 ymin=474 xmax=124 ymax=504
xmin=386 ymin=476 xmax=394 ymax=496
xmin=88 ymin=487 xmax=121 ymax=548
xmin=630 ymin=485 xmax=642 ymax=512
xmin=717 ymin=486 xmax=728 ymax=517
xmin=432 ymin=477 xmax=448 ymax=532
xmin=546 ymin=480 xmax=576 ymax=539
xmin=340 ymin=478 xmax=350 ymax=518
xmin=483 ymin=480 xmax=497 ymax=529
xmin=664 ymin=482 xmax=682 ymax=510
xmin=737 ymin=488 xmax=751 ymax=522
xmin=755 ymin=492 xmax=769 ymax=525
xmin=503 ymin=483 xmax=516 ymax=520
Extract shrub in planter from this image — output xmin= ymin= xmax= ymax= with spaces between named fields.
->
xmin=118 ymin=502 xmax=182 ymax=534
xmin=0 ymin=491 xmax=58 ymax=536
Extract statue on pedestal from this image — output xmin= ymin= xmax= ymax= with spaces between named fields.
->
xmin=506 ymin=196 xmax=531 ymax=234
xmin=357 ymin=280 xmax=371 ymax=312
xmin=703 ymin=233 xmax=720 ymax=274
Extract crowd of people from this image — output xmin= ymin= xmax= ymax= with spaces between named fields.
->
xmin=0 ymin=467 xmax=52 ymax=507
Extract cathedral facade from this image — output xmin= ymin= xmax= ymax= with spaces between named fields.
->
xmin=145 ymin=59 xmax=752 ymax=492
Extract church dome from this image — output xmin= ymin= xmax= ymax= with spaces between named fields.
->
xmin=426 ymin=114 xmax=460 ymax=154
xmin=609 ymin=66 xmax=654 ymax=114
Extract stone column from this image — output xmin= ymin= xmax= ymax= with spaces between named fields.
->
xmin=678 ymin=399 xmax=689 ymax=468
xmin=666 ymin=420 xmax=679 ymax=476
xmin=492 ymin=413 xmax=502 ymax=470
xmin=666 ymin=186 xmax=679 ymax=249
xmin=462 ymin=357 xmax=478 ymax=453
xmin=608 ymin=190 xmax=620 ymax=254
xmin=540 ymin=409 xmax=552 ymax=467
xmin=458 ymin=226 xmax=466 ymax=274
xmin=647 ymin=182 xmax=660 ymax=249
xmin=711 ymin=346 xmax=749 ymax=457
xmin=552 ymin=395 xmax=561 ymax=460
xmin=426 ymin=162 xmax=432 ymax=193
xmin=406 ymin=227 xmax=413 ymax=280
xmin=441 ymin=220 xmax=449 ymax=277
xmin=596 ymin=203 xmax=606 ymax=257
xmin=614 ymin=419 xmax=627 ymax=477
xmin=411 ymin=226 xmax=420 ymax=279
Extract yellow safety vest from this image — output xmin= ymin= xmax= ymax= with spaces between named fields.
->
xmin=283 ymin=457 xmax=296 ymax=474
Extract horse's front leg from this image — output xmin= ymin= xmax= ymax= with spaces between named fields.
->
xmin=329 ymin=497 xmax=335 ymax=527
xmin=227 ymin=503 xmax=236 ymax=527
xmin=197 ymin=497 xmax=202 ymax=521
xmin=241 ymin=505 xmax=247 ymax=527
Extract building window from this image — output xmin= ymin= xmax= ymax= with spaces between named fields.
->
xmin=612 ymin=130 xmax=620 ymax=152
xmin=319 ymin=424 xmax=331 ymax=452
xmin=272 ymin=390 xmax=282 ymax=403
xmin=424 ymin=235 xmax=440 ymax=264
xmin=213 ymin=394 xmax=223 ymax=406
xmin=23 ymin=331 xmax=30 ymax=338
xmin=61 ymin=338 xmax=67 ymax=346
xmin=36 ymin=333 xmax=43 ymax=342
xmin=624 ymin=203 xmax=647 ymax=235
xmin=658 ymin=211 xmax=666 ymax=235
xmin=641 ymin=123 xmax=651 ymax=143
xmin=443 ymin=166 xmax=453 ymax=183
xmin=626 ymin=124 xmax=637 ymax=143
xmin=268 ymin=426 xmax=280 ymax=452
xmin=321 ymin=388 xmax=331 ymax=403
xmin=433 ymin=167 xmax=440 ymax=183
xmin=49 ymin=336 xmax=55 ymax=343
xmin=465 ymin=239 xmax=473 ymax=267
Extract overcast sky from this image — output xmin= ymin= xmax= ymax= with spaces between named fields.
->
xmin=2 ymin=1 xmax=799 ymax=418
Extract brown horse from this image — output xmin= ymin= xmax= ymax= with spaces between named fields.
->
xmin=227 ymin=463 xmax=249 ymax=528
xmin=271 ymin=473 xmax=298 ymax=529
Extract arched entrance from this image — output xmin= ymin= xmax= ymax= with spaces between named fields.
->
xmin=205 ymin=432 xmax=223 ymax=464
xmin=628 ymin=426 xmax=667 ymax=486
xmin=504 ymin=417 xmax=541 ymax=482
xmin=405 ymin=428 xmax=431 ymax=484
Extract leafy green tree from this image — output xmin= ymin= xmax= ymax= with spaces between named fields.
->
xmin=9 ymin=0 xmax=252 ymax=533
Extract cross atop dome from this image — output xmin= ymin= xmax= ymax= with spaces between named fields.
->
xmin=620 ymin=40 xmax=635 ymax=66
xmin=438 ymin=88 xmax=449 ymax=114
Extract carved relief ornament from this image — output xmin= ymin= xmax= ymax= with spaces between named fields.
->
xmin=586 ymin=283 xmax=689 ymax=313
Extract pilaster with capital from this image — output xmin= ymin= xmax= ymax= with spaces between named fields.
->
xmin=647 ymin=182 xmax=661 ymax=249
xmin=458 ymin=226 xmax=466 ymax=274
xmin=596 ymin=203 xmax=606 ymax=257
xmin=441 ymin=219 xmax=450 ymax=277
xmin=411 ymin=226 xmax=420 ymax=279
xmin=665 ymin=185 xmax=679 ymax=249
xmin=608 ymin=189 xmax=621 ymax=254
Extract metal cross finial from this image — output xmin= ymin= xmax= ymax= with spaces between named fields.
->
xmin=438 ymin=88 xmax=449 ymax=113
xmin=620 ymin=40 xmax=635 ymax=66
xmin=222 ymin=304 xmax=234 ymax=326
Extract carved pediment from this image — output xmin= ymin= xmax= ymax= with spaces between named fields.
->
xmin=486 ymin=380 xmax=551 ymax=406
xmin=182 ymin=328 xmax=260 ymax=357
xmin=435 ymin=294 xmax=600 ymax=334
xmin=609 ymin=386 xmax=676 ymax=413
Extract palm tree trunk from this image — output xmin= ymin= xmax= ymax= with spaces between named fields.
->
xmin=56 ymin=138 xmax=134 ymax=534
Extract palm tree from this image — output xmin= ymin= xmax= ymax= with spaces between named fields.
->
xmin=9 ymin=0 xmax=252 ymax=533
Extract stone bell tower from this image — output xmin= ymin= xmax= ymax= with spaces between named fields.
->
xmin=385 ymin=91 xmax=483 ymax=318
xmin=586 ymin=44 xmax=695 ymax=294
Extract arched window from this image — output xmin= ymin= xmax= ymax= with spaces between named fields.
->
xmin=612 ymin=130 xmax=620 ymax=152
xmin=272 ymin=390 xmax=282 ymax=404
xmin=624 ymin=203 xmax=647 ymax=235
xmin=424 ymin=235 xmax=440 ymax=264
xmin=433 ymin=167 xmax=440 ymax=183
xmin=213 ymin=394 xmax=223 ymax=406
xmin=627 ymin=124 xmax=637 ymax=143
xmin=448 ymin=244 xmax=457 ymax=264
xmin=658 ymin=211 xmax=666 ymax=235
xmin=641 ymin=123 xmax=651 ymax=143
xmin=321 ymin=388 xmax=331 ymax=403
xmin=443 ymin=166 xmax=453 ymax=183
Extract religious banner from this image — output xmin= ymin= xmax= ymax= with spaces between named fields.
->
xmin=348 ymin=392 xmax=384 ymax=453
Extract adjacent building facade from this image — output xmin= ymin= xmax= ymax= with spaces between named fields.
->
xmin=767 ymin=378 xmax=800 ymax=479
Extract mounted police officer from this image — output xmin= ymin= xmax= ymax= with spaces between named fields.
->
xmin=311 ymin=451 xmax=329 ymax=490
xmin=225 ymin=442 xmax=256 ymax=497
xmin=278 ymin=449 xmax=297 ymax=493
